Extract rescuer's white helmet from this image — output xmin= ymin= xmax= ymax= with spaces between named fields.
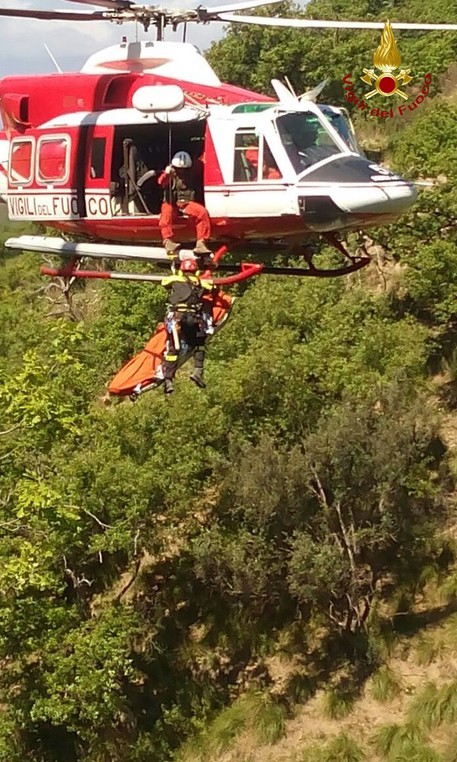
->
xmin=171 ymin=151 xmax=192 ymax=168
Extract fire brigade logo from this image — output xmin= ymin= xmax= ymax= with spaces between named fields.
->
xmin=360 ymin=20 xmax=413 ymax=99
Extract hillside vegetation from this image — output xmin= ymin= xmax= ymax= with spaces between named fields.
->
xmin=1 ymin=1 xmax=457 ymax=760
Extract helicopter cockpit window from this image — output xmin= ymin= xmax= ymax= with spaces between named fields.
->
xmin=276 ymin=113 xmax=341 ymax=172
xmin=37 ymin=137 xmax=69 ymax=184
xmin=234 ymin=130 xmax=282 ymax=182
xmin=9 ymin=139 xmax=34 ymax=185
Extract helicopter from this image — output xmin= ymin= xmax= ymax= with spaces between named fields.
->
xmin=1 ymin=0 xmax=456 ymax=287
xmin=0 ymin=1 xmax=455 ymax=398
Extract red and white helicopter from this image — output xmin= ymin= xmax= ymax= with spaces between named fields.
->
xmin=1 ymin=0 xmax=455 ymax=288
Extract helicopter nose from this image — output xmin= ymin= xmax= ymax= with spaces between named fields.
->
xmin=330 ymin=176 xmax=417 ymax=216
xmin=297 ymin=155 xmax=417 ymax=231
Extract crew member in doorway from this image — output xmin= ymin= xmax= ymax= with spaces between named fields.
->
xmin=161 ymin=256 xmax=213 ymax=395
xmin=158 ymin=151 xmax=212 ymax=259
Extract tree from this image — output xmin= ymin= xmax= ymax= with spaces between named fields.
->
xmin=192 ymin=384 xmax=447 ymax=638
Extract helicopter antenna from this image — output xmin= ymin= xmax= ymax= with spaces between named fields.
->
xmin=157 ymin=13 xmax=164 ymax=41
xmin=44 ymin=43 xmax=62 ymax=73
xmin=182 ymin=21 xmax=187 ymax=42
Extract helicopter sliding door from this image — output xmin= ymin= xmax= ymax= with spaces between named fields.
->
xmin=211 ymin=126 xmax=289 ymax=220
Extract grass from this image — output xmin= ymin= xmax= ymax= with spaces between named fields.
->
xmin=415 ymin=614 xmax=457 ymax=666
xmin=178 ymin=691 xmax=287 ymax=760
xmin=415 ymin=632 xmax=448 ymax=666
xmin=408 ymin=679 xmax=457 ymax=730
xmin=285 ymin=672 xmax=316 ymax=704
xmin=179 ymin=696 xmax=251 ymax=761
xmin=201 ymin=698 xmax=249 ymax=755
xmin=251 ymin=694 xmax=286 ymax=744
xmin=373 ymin=722 xmax=441 ymax=761
xmin=445 ymin=734 xmax=457 ymax=762
xmin=304 ymin=733 xmax=366 ymax=762
xmin=370 ymin=665 xmax=402 ymax=703
xmin=323 ymin=685 xmax=356 ymax=719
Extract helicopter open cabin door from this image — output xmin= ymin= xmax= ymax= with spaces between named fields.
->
xmin=7 ymin=127 xmax=85 ymax=222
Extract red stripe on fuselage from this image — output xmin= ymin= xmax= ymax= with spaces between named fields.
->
xmin=52 ymin=211 xmax=401 ymax=244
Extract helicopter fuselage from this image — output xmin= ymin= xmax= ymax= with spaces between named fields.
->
xmin=0 ymin=41 xmax=416 ymax=245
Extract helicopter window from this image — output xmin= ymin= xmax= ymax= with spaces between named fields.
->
xmin=276 ymin=113 xmax=341 ymax=172
xmin=234 ymin=131 xmax=283 ymax=182
xmin=262 ymin=142 xmax=282 ymax=180
xmin=91 ymin=138 xmax=106 ymax=180
xmin=37 ymin=137 xmax=69 ymax=184
xmin=234 ymin=130 xmax=259 ymax=181
xmin=9 ymin=138 xmax=34 ymax=185
xmin=232 ymin=103 xmax=274 ymax=114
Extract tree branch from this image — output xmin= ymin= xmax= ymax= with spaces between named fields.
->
xmin=335 ymin=500 xmax=356 ymax=574
xmin=309 ymin=464 xmax=329 ymax=510
xmin=80 ymin=508 xmax=113 ymax=529
xmin=0 ymin=424 xmax=21 ymax=437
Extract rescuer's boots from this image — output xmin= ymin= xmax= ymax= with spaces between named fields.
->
xmin=164 ymin=379 xmax=174 ymax=395
xmin=163 ymin=239 xmax=180 ymax=255
xmin=193 ymin=239 xmax=212 ymax=255
xmin=190 ymin=366 xmax=206 ymax=389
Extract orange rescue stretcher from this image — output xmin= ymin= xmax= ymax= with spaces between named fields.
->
xmin=108 ymin=288 xmax=233 ymax=398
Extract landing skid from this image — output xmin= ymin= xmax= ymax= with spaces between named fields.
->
xmin=5 ymin=234 xmax=371 ymax=284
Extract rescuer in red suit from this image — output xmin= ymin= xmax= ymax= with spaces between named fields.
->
xmin=158 ymin=151 xmax=212 ymax=258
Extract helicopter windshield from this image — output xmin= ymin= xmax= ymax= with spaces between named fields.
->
xmin=276 ymin=112 xmax=343 ymax=173
xmin=320 ymin=107 xmax=360 ymax=154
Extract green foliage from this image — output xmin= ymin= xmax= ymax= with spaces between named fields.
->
xmin=207 ymin=0 xmax=457 ymax=110
xmin=390 ymin=101 xmax=457 ymax=179
xmin=0 ymin=9 xmax=457 ymax=759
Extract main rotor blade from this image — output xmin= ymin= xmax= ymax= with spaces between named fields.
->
xmin=217 ymin=14 xmax=457 ymax=30
xmin=0 ymin=8 xmax=106 ymax=21
xmin=207 ymin=0 xmax=284 ymax=15
xmin=61 ymin=0 xmax=134 ymax=9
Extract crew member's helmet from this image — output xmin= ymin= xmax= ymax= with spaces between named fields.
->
xmin=180 ymin=258 xmax=198 ymax=272
xmin=171 ymin=151 xmax=192 ymax=168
